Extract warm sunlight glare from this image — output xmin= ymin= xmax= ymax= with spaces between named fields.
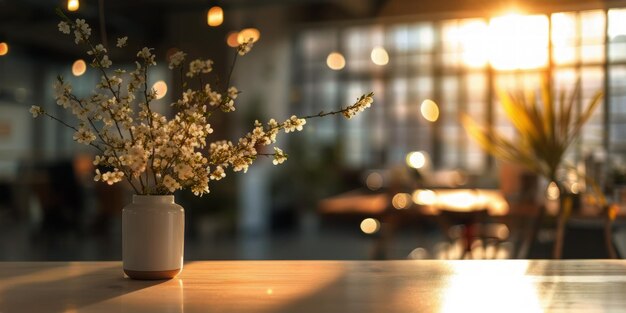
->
xmin=442 ymin=261 xmax=543 ymax=313
xmin=475 ymin=190 xmax=510 ymax=215
xmin=459 ymin=12 xmax=549 ymax=70
xmin=0 ymin=42 xmax=8 ymax=56
xmin=207 ymin=6 xmax=224 ymax=27
xmin=71 ymin=59 xmax=86 ymax=76
xmin=459 ymin=20 xmax=489 ymax=68
xmin=360 ymin=218 xmax=380 ymax=234
xmin=436 ymin=190 xmax=476 ymax=210
xmin=152 ymin=81 xmax=168 ymax=100
xmin=609 ymin=9 xmax=626 ymax=40
xmin=412 ymin=189 xmax=437 ymax=206
xmin=326 ymin=52 xmax=346 ymax=70
xmin=551 ymin=13 xmax=577 ymax=65
xmin=182 ymin=262 xmax=343 ymax=312
xmin=237 ymin=28 xmax=260 ymax=44
xmin=67 ymin=0 xmax=79 ymax=11
xmin=488 ymin=13 xmax=549 ymax=70
xmin=420 ymin=99 xmax=439 ymax=122
xmin=370 ymin=46 xmax=389 ymax=65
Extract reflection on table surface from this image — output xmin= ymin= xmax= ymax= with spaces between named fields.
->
xmin=1 ymin=260 xmax=625 ymax=313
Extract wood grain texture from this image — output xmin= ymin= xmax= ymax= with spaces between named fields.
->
xmin=0 ymin=260 xmax=625 ymax=312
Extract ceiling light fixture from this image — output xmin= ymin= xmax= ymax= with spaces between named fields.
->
xmin=237 ymin=28 xmax=260 ymax=44
xmin=207 ymin=6 xmax=224 ymax=27
xmin=326 ymin=52 xmax=345 ymax=70
xmin=72 ymin=59 xmax=87 ymax=76
xmin=226 ymin=31 xmax=239 ymax=47
xmin=0 ymin=42 xmax=8 ymax=56
xmin=152 ymin=81 xmax=168 ymax=100
xmin=370 ymin=46 xmax=389 ymax=66
xmin=67 ymin=0 xmax=79 ymax=12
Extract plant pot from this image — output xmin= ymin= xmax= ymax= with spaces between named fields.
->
xmin=122 ymin=195 xmax=184 ymax=280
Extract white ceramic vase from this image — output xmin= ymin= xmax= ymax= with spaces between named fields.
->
xmin=122 ymin=195 xmax=184 ymax=280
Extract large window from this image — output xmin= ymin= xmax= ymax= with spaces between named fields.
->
xmin=295 ymin=8 xmax=626 ymax=173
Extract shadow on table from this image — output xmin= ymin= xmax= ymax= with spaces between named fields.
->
xmin=0 ymin=262 xmax=69 ymax=280
xmin=0 ymin=263 xmax=165 ymax=313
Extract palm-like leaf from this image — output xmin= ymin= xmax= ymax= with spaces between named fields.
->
xmin=462 ymin=80 xmax=603 ymax=181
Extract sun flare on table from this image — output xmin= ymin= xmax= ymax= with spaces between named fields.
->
xmin=441 ymin=261 xmax=543 ymax=313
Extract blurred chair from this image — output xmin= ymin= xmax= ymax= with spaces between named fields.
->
xmin=441 ymin=213 xmax=511 ymax=259
xmin=0 ymin=181 xmax=14 ymax=214
xmin=92 ymin=181 xmax=125 ymax=235
xmin=31 ymin=160 xmax=84 ymax=234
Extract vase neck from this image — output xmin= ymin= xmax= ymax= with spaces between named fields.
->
xmin=132 ymin=195 xmax=175 ymax=204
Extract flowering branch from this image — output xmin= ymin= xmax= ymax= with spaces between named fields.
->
xmin=31 ymin=16 xmax=373 ymax=196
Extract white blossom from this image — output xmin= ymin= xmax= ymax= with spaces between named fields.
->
xmin=168 ymin=51 xmax=187 ymax=69
xmin=228 ymin=86 xmax=239 ymax=99
xmin=343 ymin=93 xmax=374 ymax=119
xmin=186 ymin=59 xmax=213 ymax=78
xmin=272 ymin=147 xmax=287 ymax=165
xmin=283 ymin=115 xmax=306 ymax=133
xmin=29 ymin=105 xmax=43 ymax=118
xmin=58 ymin=21 xmax=70 ymax=34
xmin=100 ymin=55 xmax=112 ymax=68
xmin=74 ymin=19 xmax=91 ymax=44
xmin=210 ymin=166 xmax=226 ymax=181
xmin=237 ymin=39 xmax=254 ymax=56
xmin=174 ymin=163 xmax=194 ymax=180
xmin=207 ymin=90 xmax=221 ymax=107
xmin=99 ymin=169 xmax=124 ymax=185
xmin=264 ymin=119 xmax=279 ymax=143
xmin=88 ymin=44 xmax=107 ymax=56
xmin=54 ymin=79 xmax=72 ymax=108
xmin=93 ymin=155 xmax=105 ymax=166
xmin=73 ymin=126 xmax=97 ymax=144
xmin=222 ymin=99 xmax=235 ymax=112
xmin=137 ymin=47 xmax=156 ymax=65
xmin=162 ymin=174 xmax=181 ymax=192
xmin=32 ymin=16 xmax=374 ymax=196
xmin=116 ymin=36 xmax=128 ymax=48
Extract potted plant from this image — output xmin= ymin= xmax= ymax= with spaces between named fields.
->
xmin=462 ymin=80 xmax=602 ymax=258
xmin=30 ymin=12 xmax=374 ymax=279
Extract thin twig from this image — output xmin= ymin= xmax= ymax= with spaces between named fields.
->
xmin=98 ymin=0 xmax=108 ymax=48
xmin=142 ymin=60 xmax=159 ymax=193
xmin=207 ymin=93 xmax=373 ymax=167
xmin=41 ymin=111 xmax=140 ymax=194
xmin=224 ymin=50 xmax=239 ymax=94
xmin=58 ymin=11 xmax=128 ymax=143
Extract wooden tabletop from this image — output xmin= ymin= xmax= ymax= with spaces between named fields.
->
xmin=1 ymin=260 xmax=625 ymax=312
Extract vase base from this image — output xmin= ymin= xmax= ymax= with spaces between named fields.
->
xmin=124 ymin=268 xmax=181 ymax=280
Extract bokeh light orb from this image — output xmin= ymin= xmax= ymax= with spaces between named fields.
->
xmin=326 ymin=52 xmax=346 ymax=70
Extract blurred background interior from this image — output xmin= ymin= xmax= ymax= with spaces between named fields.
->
xmin=2 ymin=0 xmax=626 ymax=261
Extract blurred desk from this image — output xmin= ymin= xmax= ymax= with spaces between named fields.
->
xmin=318 ymin=190 xmax=389 ymax=215
xmin=318 ymin=189 xmax=509 ymax=216
xmin=1 ymin=260 xmax=626 ymax=312
xmin=319 ymin=189 xmax=511 ymax=259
